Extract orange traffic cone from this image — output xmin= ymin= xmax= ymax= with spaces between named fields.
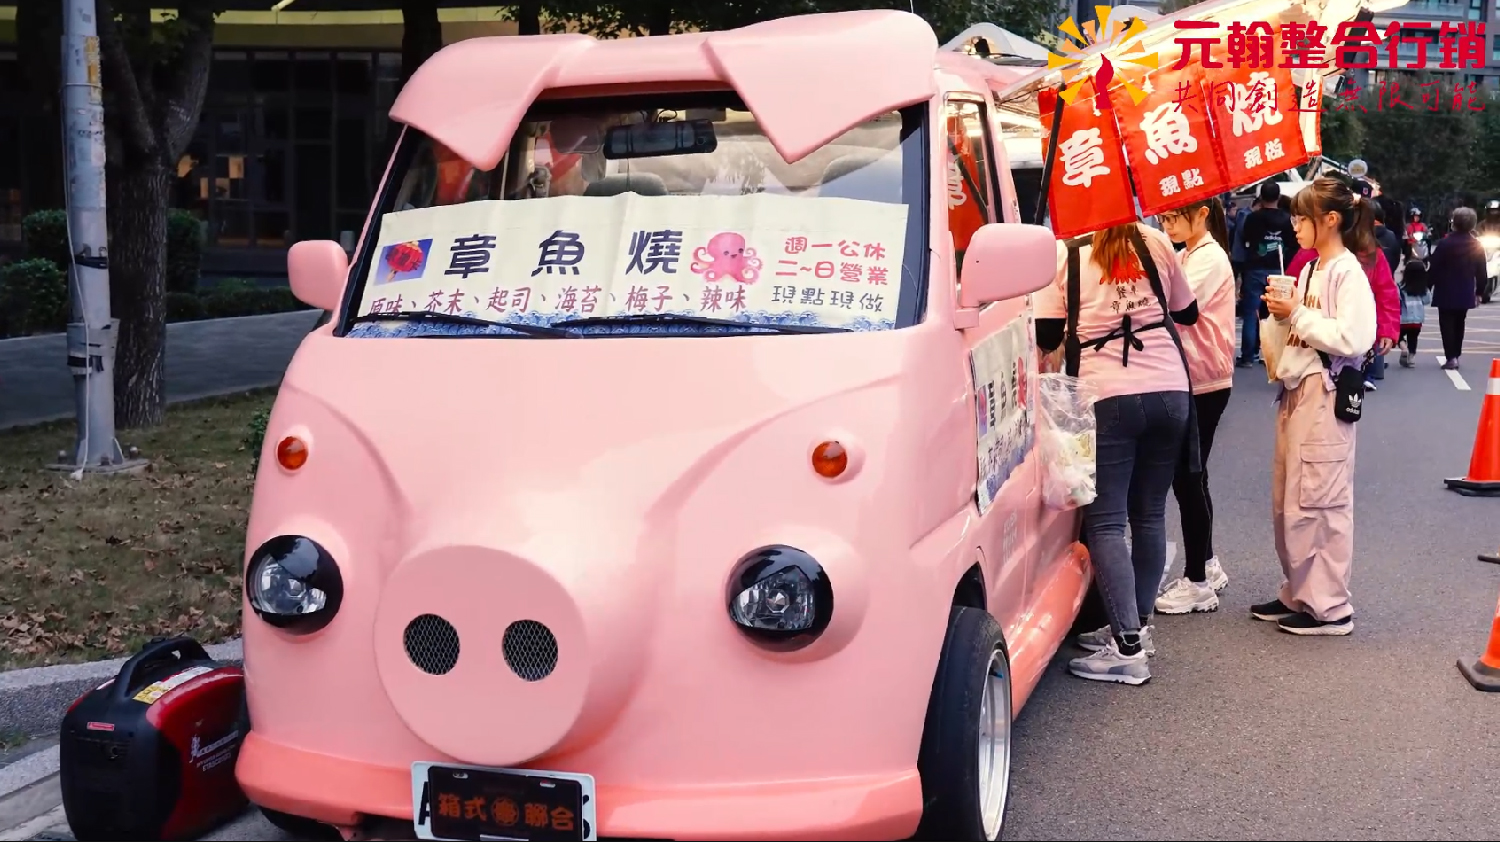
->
xmin=1458 ymin=587 xmax=1500 ymax=692
xmin=1445 ymin=358 xmax=1500 ymax=496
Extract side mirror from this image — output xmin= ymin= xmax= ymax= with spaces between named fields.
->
xmin=958 ymin=223 xmax=1058 ymax=310
xmin=288 ymin=240 xmax=350 ymax=313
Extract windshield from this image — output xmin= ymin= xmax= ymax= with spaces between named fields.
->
xmin=337 ymin=93 xmax=927 ymax=339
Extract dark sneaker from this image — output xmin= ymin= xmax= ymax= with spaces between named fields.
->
xmin=1277 ymin=612 xmax=1354 ymax=636
xmin=1251 ymin=598 xmax=1296 ymax=621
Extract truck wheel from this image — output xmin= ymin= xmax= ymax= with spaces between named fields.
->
xmin=260 ymin=807 xmax=343 ymax=840
xmin=914 ymin=606 xmax=1012 ymax=841
xmin=239 ymin=695 xmax=342 ymax=840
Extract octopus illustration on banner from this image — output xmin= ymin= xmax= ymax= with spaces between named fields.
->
xmin=350 ymin=193 xmax=909 ymax=336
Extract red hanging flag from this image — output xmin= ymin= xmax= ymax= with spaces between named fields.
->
xmin=1203 ymin=60 xmax=1310 ymax=189
xmin=1039 ymin=81 xmax=1137 ymax=240
xmin=1114 ymin=63 xmax=1230 ymax=217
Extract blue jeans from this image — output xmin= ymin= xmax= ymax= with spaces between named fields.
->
xmin=1083 ymin=391 xmax=1191 ymax=637
xmin=1239 ymin=269 xmax=1272 ymax=361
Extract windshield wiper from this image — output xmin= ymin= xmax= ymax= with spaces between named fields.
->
xmin=349 ymin=310 xmax=575 ymax=338
xmin=551 ymin=313 xmax=849 ymax=334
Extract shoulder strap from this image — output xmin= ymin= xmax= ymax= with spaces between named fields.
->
xmin=1063 ymin=234 xmax=1091 ymax=378
xmin=1126 ymin=227 xmax=1187 ymax=356
xmin=1127 ymin=226 xmax=1203 ymax=474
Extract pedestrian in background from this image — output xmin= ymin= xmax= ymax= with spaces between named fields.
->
xmin=1428 ymin=206 xmax=1487 ymax=371
xmin=1397 ymin=259 xmax=1432 ymax=368
xmin=1237 ymin=182 xmax=1297 ymax=368
xmin=1258 ymin=177 xmax=1376 ymax=636
xmin=1155 ymin=197 xmax=1235 ymax=615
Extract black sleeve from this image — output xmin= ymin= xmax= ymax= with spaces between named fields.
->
xmin=1170 ymin=300 xmax=1199 ymax=325
xmin=1035 ymin=318 xmax=1065 ymax=352
xmin=1240 ymin=212 xmax=1263 ymax=252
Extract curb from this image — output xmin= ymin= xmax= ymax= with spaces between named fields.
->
xmin=0 ymin=310 xmax=320 ymax=349
xmin=0 ymin=639 xmax=242 ymax=743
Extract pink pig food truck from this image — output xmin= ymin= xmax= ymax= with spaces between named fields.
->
xmin=236 ymin=10 xmax=1089 ymax=842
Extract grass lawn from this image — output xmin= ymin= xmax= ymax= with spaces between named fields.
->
xmin=0 ymin=391 xmax=274 ymax=670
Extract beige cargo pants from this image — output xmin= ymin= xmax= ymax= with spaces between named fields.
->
xmin=1272 ymin=375 xmax=1356 ymax=623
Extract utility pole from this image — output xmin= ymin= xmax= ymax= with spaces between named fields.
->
xmin=53 ymin=0 xmax=139 ymax=475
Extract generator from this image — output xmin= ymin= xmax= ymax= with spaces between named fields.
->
xmin=58 ymin=636 xmax=248 ymax=841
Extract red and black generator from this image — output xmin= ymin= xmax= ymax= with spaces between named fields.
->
xmin=58 ymin=636 xmax=249 ymax=841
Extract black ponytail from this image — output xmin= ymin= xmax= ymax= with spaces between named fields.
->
xmin=1290 ymin=176 xmax=1376 ymax=257
xmin=1205 ymin=198 xmax=1230 ymax=254
xmin=1168 ymin=196 xmax=1230 ymax=253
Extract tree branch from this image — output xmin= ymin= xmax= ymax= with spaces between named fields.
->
xmin=158 ymin=4 xmax=217 ymax=160
xmin=95 ymin=0 xmax=157 ymax=155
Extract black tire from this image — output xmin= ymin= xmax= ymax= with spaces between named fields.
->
xmin=260 ymin=806 xmax=344 ymax=840
xmin=240 ymin=694 xmax=342 ymax=840
xmin=914 ymin=606 xmax=1013 ymax=841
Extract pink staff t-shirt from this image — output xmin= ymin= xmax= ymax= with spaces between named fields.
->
xmin=1033 ymin=223 xmax=1197 ymax=402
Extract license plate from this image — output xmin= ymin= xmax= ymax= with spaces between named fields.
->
xmin=412 ymin=762 xmax=596 ymax=841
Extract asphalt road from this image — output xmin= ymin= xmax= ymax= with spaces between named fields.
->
xmin=17 ymin=306 xmax=1500 ymax=842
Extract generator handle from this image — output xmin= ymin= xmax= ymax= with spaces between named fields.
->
xmin=110 ymin=636 xmax=212 ymax=703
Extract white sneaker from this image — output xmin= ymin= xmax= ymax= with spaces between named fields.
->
xmin=1206 ymin=557 xmax=1229 ymax=591
xmin=1068 ymin=638 xmax=1151 ymax=685
xmin=1154 ymin=577 xmax=1220 ymax=614
xmin=1076 ymin=624 xmax=1157 ymax=656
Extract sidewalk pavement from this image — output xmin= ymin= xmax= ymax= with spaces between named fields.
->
xmin=0 ymin=310 xmax=323 ymax=430
xmin=0 ymin=640 xmax=245 ymax=842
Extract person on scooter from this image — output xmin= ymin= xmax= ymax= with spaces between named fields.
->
xmin=1406 ymin=206 xmax=1429 ymax=259
xmin=1479 ymin=200 xmax=1500 ymax=304
xmin=1480 ymin=200 xmax=1500 ymax=237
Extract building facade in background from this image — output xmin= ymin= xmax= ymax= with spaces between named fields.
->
xmin=0 ymin=3 xmax=524 ymax=276
xmin=1356 ymin=0 xmax=1498 ymax=93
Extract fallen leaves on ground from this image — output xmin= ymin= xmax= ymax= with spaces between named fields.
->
xmin=0 ymin=391 xmax=274 ymax=669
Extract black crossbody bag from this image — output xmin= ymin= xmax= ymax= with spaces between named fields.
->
xmin=1301 ymin=260 xmax=1368 ymax=423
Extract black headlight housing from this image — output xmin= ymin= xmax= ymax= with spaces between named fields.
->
xmin=245 ymin=535 xmax=343 ymax=634
xmin=726 ymin=545 xmax=833 ymax=649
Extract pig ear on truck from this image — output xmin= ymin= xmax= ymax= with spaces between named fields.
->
xmin=288 ymin=240 xmax=349 ymax=313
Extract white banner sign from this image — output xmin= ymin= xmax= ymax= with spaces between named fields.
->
xmin=360 ymin=193 xmax=910 ymax=332
xmin=971 ymin=314 xmax=1036 ymax=514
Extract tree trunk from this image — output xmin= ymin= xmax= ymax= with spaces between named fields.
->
xmin=15 ymin=0 xmax=64 ymax=211
xmin=109 ymin=156 xmax=170 ymax=429
xmin=400 ymin=0 xmax=444 ymax=87
xmin=646 ymin=3 xmax=674 ymax=36
xmin=517 ymin=0 xmax=542 ymax=35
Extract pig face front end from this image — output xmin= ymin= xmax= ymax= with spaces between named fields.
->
xmin=235 ymin=329 xmax=961 ymax=841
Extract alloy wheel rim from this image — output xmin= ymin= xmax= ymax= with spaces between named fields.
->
xmin=977 ymin=646 xmax=1012 ymax=840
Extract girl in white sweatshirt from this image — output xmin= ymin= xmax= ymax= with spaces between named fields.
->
xmin=1155 ymin=197 xmax=1236 ymax=615
xmin=1257 ymin=177 xmax=1377 ymax=637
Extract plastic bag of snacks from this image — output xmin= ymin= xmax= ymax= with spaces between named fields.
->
xmin=1035 ymin=373 xmax=1099 ymax=510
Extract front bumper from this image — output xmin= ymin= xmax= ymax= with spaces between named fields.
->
xmin=236 ymin=731 xmax=923 ymax=841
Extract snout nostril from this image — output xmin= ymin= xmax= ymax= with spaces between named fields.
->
xmin=502 ymin=620 xmax=558 ymax=682
xmin=405 ymin=613 xmax=460 ymax=675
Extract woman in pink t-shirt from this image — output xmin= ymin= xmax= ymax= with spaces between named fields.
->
xmin=1154 ymin=198 xmax=1236 ymax=615
xmin=1035 ymin=221 xmax=1199 ymax=686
